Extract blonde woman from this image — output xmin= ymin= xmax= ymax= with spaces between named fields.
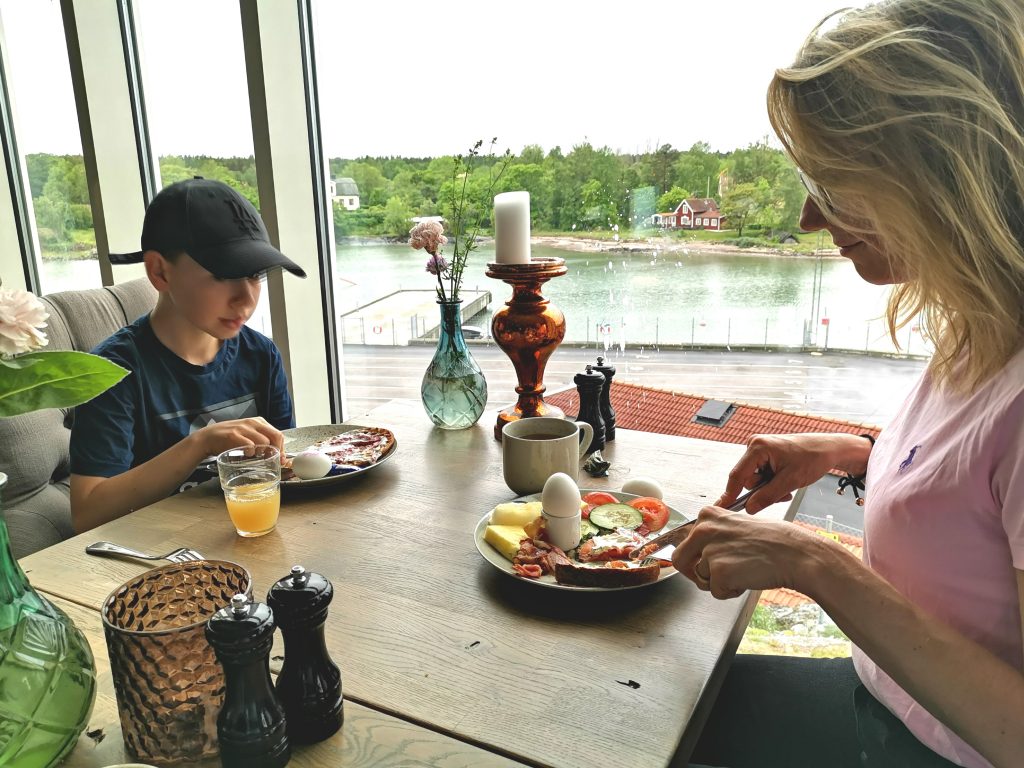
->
xmin=677 ymin=2 xmax=1024 ymax=767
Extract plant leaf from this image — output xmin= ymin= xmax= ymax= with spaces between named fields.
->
xmin=0 ymin=350 xmax=129 ymax=417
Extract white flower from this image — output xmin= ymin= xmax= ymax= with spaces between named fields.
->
xmin=0 ymin=288 xmax=49 ymax=356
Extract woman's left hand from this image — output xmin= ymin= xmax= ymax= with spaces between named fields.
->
xmin=672 ymin=505 xmax=826 ymax=599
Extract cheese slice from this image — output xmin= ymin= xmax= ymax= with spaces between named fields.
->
xmin=489 ymin=501 xmax=542 ymax=526
xmin=484 ymin=525 xmax=529 ymax=561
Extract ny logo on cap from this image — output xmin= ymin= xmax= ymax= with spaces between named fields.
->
xmin=225 ymin=199 xmax=262 ymax=239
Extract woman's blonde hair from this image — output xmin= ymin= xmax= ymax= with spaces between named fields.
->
xmin=768 ymin=0 xmax=1024 ymax=391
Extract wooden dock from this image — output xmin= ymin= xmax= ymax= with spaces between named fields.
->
xmin=338 ymin=289 xmax=491 ymax=346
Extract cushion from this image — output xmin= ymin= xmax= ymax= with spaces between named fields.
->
xmin=0 ymin=277 xmax=156 ymax=558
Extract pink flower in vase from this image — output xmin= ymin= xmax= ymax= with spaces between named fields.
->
xmin=409 ymin=221 xmax=447 ymax=256
xmin=425 ymin=254 xmax=449 ymax=276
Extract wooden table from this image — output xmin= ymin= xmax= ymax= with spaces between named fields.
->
xmin=21 ymin=399 xmax=795 ymax=767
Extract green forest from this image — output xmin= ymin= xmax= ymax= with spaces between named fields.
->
xmin=27 ymin=140 xmax=808 ymax=259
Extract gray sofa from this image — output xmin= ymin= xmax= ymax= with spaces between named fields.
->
xmin=0 ymin=277 xmax=157 ymax=559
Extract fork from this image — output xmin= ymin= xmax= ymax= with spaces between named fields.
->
xmin=85 ymin=541 xmax=205 ymax=564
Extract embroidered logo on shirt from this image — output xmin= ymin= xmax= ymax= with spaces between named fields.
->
xmin=898 ymin=445 xmax=922 ymax=474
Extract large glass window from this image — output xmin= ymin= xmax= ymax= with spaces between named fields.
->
xmin=310 ymin=1 xmax=917 ymax=418
xmin=0 ymin=0 xmax=100 ymax=293
xmin=133 ymin=0 xmax=270 ymax=334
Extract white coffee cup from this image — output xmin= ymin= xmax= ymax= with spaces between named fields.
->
xmin=502 ymin=417 xmax=595 ymax=496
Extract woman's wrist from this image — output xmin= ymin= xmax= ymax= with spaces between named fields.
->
xmin=832 ymin=432 xmax=875 ymax=477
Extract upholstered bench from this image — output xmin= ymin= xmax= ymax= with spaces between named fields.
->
xmin=0 ymin=278 xmax=156 ymax=559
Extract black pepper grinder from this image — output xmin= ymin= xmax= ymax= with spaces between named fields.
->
xmin=574 ymin=365 xmax=606 ymax=454
xmin=267 ymin=565 xmax=343 ymax=745
xmin=205 ymin=594 xmax=290 ymax=768
xmin=593 ymin=356 xmax=617 ymax=441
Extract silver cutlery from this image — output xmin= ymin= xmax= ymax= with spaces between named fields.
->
xmin=629 ymin=469 xmax=775 ymax=560
xmin=85 ymin=541 xmax=205 ymax=564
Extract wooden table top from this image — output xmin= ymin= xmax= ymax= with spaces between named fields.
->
xmin=21 ymin=399 xmax=794 ymax=768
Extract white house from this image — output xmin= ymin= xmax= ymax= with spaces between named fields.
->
xmin=329 ymin=177 xmax=360 ymax=210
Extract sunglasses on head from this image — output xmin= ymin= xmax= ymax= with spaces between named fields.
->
xmin=798 ymin=169 xmax=838 ymax=215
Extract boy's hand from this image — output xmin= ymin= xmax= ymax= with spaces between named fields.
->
xmin=191 ymin=417 xmax=286 ymax=459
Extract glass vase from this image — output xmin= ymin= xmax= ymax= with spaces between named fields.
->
xmin=420 ymin=300 xmax=488 ymax=429
xmin=0 ymin=472 xmax=97 ymax=767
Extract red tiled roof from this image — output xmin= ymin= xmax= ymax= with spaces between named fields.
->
xmin=546 ymin=380 xmax=881 ymax=447
xmin=548 ymin=381 xmax=871 ymax=612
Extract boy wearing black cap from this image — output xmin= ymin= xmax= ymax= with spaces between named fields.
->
xmin=70 ymin=178 xmax=307 ymax=532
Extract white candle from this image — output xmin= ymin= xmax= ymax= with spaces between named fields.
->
xmin=494 ymin=191 xmax=531 ymax=264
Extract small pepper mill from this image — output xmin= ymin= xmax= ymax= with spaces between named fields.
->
xmin=205 ymin=594 xmax=290 ymax=768
xmin=267 ymin=565 xmax=343 ymax=745
xmin=593 ymin=356 xmax=617 ymax=441
xmin=574 ymin=365 xmax=606 ymax=454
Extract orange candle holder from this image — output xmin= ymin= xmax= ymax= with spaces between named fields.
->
xmin=486 ymin=257 xmax=568 ymax=440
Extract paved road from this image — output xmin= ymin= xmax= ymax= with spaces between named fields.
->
xmin=341 ymin=343 xmax=926 ymax=426
xmin=341 ymin=344 xmax=927 ymax=534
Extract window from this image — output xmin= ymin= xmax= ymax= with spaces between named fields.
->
xmin=0 ymin=0 xmax=100 ymax=293
xmin=133 ymin=0 xmax=271 ymax=335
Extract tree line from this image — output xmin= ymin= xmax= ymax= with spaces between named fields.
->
xmin=26 ymin=140 xmax=805 ymax=257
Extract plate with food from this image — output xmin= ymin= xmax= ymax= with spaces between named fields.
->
xmin=474 ymin=482 xmax=693 ymax=592
xmin=279 ymin=424 xmax=397 ymax=488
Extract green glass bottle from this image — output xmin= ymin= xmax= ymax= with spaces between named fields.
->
xmin=0 ymin=472 xmax=96 ymax=767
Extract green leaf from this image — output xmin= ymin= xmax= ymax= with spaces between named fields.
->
xmin=0 ymin=350 xmax=129 ymax=418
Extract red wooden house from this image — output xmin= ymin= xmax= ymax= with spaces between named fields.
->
xmin=653 ymin=197 xmax=725 ymax=230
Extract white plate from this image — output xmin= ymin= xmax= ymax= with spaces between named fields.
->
xmin=474 ymin=490 xmax=690 ymax=592
xmin=280 ymin=424 xmax=397 ymax=489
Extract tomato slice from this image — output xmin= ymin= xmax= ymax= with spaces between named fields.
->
xmin=628 ymin=497 xmax=670 ymax=532
xmin=582 ymin=491 xmax=619 ymax=506
xmin=581 ymin=503 xmax=593 ymax=520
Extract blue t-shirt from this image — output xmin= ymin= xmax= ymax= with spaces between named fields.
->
xmin=70 ymin=314 xmax=295 ymax=490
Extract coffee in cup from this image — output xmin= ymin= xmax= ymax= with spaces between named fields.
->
xmin=501 ymin=417 xmax=595 ymax=496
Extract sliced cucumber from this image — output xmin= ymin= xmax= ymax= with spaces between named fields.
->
xmin=580 ymin=519 xmax=601 ymax=540
xmin=589 ymin=503 xmax=643 ymax=531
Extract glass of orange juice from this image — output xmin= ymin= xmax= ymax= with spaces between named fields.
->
xmin=216 ymin=445 xmax=281 ymax=537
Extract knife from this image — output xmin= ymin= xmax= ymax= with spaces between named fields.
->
xmin=629 ymin=466 xmax=775 ymax=560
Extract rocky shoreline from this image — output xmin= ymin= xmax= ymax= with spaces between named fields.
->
xmin=531 ymin=235 xmax=842 ymax=259
xmin=337 ymin=234 xmax=841 ymax=259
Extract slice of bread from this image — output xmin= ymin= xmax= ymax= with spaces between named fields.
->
xmin=553 ymin=561 xmax=661 ymax=588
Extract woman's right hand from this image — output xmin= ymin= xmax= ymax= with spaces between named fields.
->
xmin=716 ymin=432 xmax=873 ymax=513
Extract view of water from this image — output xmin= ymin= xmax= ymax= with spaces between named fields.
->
xmin=333 ymin=243 xmax=925 ymax=354
xmin=38 ymin=242 xmax=929 ymax=355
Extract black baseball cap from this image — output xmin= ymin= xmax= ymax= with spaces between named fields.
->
xmin=110 ymin=177 xmax=306 ymax=279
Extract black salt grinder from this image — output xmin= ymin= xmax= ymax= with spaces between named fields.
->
xmin=593 ymin=356 xmax=617 ymax=441
xmin=205 ymin=594 xmax=290 ymax=768
xmin=267 ymin=565 xmax=343 ymax=744
xmin=574 ymin=365 xmax=606 ymax=454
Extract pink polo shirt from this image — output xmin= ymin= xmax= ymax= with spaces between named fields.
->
xmin=853 ymin=347 xmax=1024 ymax=767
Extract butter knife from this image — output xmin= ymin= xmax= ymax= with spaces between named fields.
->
xmin=629 ymin=468 xmax=775 ymax=560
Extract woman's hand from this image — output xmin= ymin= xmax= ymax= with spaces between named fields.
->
xmin=672 ymin=505 xmax=834 ymax=600
xmin=717 ymin=432 xmax=873 ymax=513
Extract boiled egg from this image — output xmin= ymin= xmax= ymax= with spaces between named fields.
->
xmin=621 ymin=476 xmax=664 ymax=500
xmin=542 ymin=472 xmax=582 ymax=519
xmin=291 ymin=451 xmax=332 ymax=480
xmin=542 ymin=472 xmax=583 ymax=552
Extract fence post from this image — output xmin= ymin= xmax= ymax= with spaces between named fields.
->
xmin=764 ymin=318 xmax=769 ymax=349
xmin=360 ymin=317 xmax=366 ymax=345
xmin=727 ymin=318 xmax=731 ymax=347
xmin=691 ymin=317 xmax=695 ymax=346
xmin=392 ymin=319 xmax=397 ymax=346
xmin=655 ymin=317 xmax=659 ymax=347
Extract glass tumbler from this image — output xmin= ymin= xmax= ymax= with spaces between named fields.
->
xmin=101 ymin=560 xmax=251 ymax=765
xmin=216 ymin=445 xmax=281 ymax=537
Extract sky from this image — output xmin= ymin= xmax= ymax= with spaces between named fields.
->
xmin=1 ymin=0 xmax=864 ymax=159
